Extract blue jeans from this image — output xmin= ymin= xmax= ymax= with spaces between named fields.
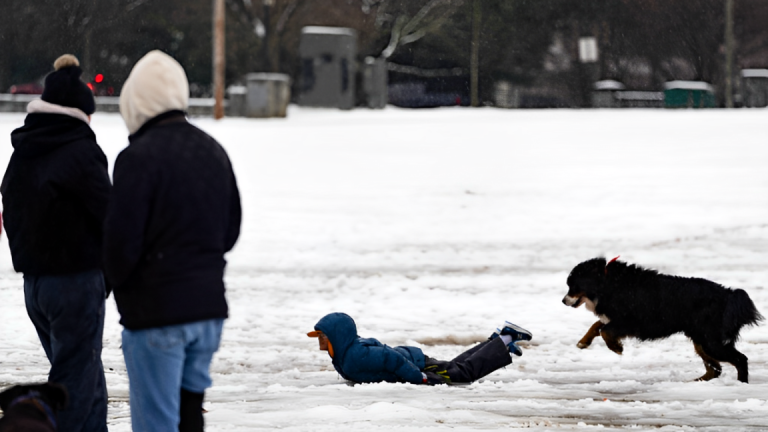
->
xmin=24 ymin=269 xmax=108 ymax=432
xmin=122 ymin=319 xmax=224 ymax=432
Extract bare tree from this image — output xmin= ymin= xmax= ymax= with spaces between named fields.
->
xmin=226 ymin=0 xmax=303 ymax=72
xmin=373 ymin=0 xmax=466 ymax=60
xmin=0 ymin=0 xmax=158 ymax=89
xmin=63 ymin=0 xmax=159 ymax=75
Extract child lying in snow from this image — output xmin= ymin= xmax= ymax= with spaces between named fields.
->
xmin=308 ymin=312 xmax=532 ymax=385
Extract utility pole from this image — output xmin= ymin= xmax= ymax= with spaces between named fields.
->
xmin=213 ymin=0 xmax=226 ymax=119
xmin=470 ymin=0 xmax=481 ymax=107
xmin=724 ymin=0 xmax=735 ymax=108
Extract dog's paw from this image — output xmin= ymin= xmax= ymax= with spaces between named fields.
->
xmin=695 ymin=369 xmax=721 ymax=382
xmin=577 ymin=342 xmax=590 ymax=349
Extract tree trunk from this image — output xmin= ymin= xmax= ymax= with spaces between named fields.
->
xmin=724 ymin=0 xmax=735 ymax=108
xmin=470 ymin=0 xmax=481 ymax=107
xmin=263 ymin=2 xmax=272 ymax=71
xmin=81 ymin=0 xmax=97 ymax=80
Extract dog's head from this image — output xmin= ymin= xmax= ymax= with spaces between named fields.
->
xmin=563 ymin=257 xmax=610 ymax=311
xmin=0 ymin=382 xmax=68 ymax=419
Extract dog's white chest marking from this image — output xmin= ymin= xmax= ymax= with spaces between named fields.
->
xmin=565 ymin=296 xmax=608 ymax=323
xmin=571 ymin=296 xmax=610 ymax=323
xmin=582 ymin=298 xmax=610 ymax=323
xmin=583 ymin=298 xmax=597 ymax=312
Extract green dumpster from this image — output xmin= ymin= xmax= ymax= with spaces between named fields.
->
xmin=664 ymin=81 xmax=716 ymax=108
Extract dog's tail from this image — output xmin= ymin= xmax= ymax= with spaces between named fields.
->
xmin=722 ymin=288 xmax=764 ymax=344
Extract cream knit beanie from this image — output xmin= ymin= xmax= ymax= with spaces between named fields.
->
xmin=119 ymin=50 xmax=189 ymax=135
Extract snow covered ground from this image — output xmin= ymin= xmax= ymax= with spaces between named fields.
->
xmin=1 ymin=107 xmax=768 ymax=431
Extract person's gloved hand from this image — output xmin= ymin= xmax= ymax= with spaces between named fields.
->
xmin=422 ymin=365 xmax=451 ymax=385
xmin=422 ymin=371 xmax=447 ymax=385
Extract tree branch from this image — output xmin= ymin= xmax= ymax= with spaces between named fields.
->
xmin=276 ymin=0 xmax=300 ymax=34
xmin=401 ymin=0 xmax=450 ymax=36
xmin=388 ymin=62 xmax=464 ymax=77
xmin=381 ymin=15 xmax=408 ymax=59
xmin=227 ymin=0 xmax=265 ymax=36
xmin=374 ymin=0 xmax=394 ymax=28
xmin=360 ymin=0 xmax=386 ymax=14
xmin=380 ymin=0 xmax=464 ymax=58
xmin=126 ymin=0 xmax=152 ymax=12
xmin=400 ymin=2 xmax=462 ymax=45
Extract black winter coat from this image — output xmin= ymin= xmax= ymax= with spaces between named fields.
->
xmin=1 ymin=113 xmax=111 ymax=275
xmin=104 ymin=111 xmax=241 ymax=330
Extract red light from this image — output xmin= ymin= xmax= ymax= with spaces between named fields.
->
xmin=94 ymin=74 xmax=104 ymax=83
xmin=87 ymin=83 xmax=94 ymax=91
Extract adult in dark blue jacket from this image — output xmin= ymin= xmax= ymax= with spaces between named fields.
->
xmin=1 ymin=54 xmax=109 ymax=432
xmin=104 ymin=51 xmax=241 ymax=432
xmin=308 ymin=313 xmax=532 ymax=385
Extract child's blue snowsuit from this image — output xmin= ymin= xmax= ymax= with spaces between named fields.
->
xmin=313 ymin=312 xmax=513 ymax=384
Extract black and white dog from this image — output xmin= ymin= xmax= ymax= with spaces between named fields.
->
xmin=0 ymin=382 xmax=68 ymax=431
xmin=563 ymin=257 xmax=763 ymax=383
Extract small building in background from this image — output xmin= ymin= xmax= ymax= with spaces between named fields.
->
xmin=298 ymin=26 xmax=357 ymax=110
xmin=591 ymin=80 xmax=664 ymax=108
xmin=664 ymin=81 xmax=716 ymax=108
xmin=591 ymin=80 xmax=625 ymax=108
xmin=741 ymin=69 xmax=768 ymax=108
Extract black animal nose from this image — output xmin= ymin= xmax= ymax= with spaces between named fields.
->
xmin=562 ymin=297 xmax=567 ymax=305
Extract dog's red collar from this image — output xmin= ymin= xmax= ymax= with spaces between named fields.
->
xmin=605 ymin=255 xmax=620 ymax=274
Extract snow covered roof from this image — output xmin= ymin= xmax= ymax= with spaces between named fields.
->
xmin=245 ymin=73 xmax=291 ymax=82
xmin=664 ymin=81 xmax=714 ymax=92
xmin=227 ymin=85 xmax=247 ymax=95
xmin=741 ymin=69 xmax=768 ymax=78
xmin=614 ymin=91 xmax=664 ymax=101
xmin=593 ymin=80 xmax=626 ymax=90
xmin=301 ymin=26 xmax=356 ymax=37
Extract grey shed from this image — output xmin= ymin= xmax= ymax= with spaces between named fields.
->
xmin=298 ymin=26 xmax=357 ymax=110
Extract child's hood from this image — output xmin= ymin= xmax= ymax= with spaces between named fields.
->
xmin=313 ymin=312 xmax=359 ymax=357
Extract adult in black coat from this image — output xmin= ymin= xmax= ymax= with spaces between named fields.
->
xmin=104 ymin=50 xmax=241 ymax=432
xmin=1 ymin=54 xmax=110 ymax=432
xmin=104 ymin=110 xmax=241 ymax=330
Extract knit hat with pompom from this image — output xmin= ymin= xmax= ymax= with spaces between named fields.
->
xmin=41 ymin=54 xmax=95 ymax=115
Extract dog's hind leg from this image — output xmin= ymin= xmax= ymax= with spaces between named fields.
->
xmin=577 ymin=321 xmax=605 ymax=349
xmin=693 ymin=343 xmax=722 ymax=382
xmin=704 ymin=343 xmax=749 ymax=383
xmin=600 ymin=324 xmax=626 ymax=355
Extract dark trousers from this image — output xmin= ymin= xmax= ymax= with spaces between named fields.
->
xmin=24 ymin=269 xmax=108 ymax=432
xmin=425 ymin=337 xmax=512 ymax=383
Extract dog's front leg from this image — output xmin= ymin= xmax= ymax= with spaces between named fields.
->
xmin=693 ymin=343 xmax=722 ymax=382
xmin=600 ymin=324 xmax=625 ymax=355
xmin=577 ymin=321 xmax=604 ymax=349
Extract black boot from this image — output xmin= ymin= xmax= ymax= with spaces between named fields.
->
xmin=179 ymin=388 xmax=205 ymax=432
